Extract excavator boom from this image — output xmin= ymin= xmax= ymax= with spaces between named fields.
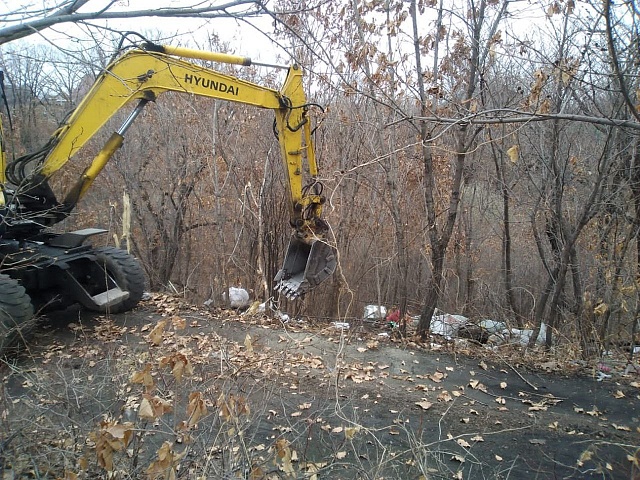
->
xmin=0 ymin=41 xmax=335 ymax=315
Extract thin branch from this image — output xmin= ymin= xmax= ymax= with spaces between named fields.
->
xmin=603 ymin=0 xmax=640 ymax=124
xmin=0 ymin=1 xmax=266 ymax=45
xmin=389 ymin=109 xmax=640 ymax=131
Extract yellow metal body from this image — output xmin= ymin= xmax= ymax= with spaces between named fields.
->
xmin=34 ymin=45 xmax=323 ymax=242
xmin=0 ymin=44 xmax=335 ymax=299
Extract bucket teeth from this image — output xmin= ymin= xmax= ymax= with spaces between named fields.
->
xmin=275 ymin=276 xmax=304 ymax=300
xmin=274 ymin=237 xmax=337 ymax=300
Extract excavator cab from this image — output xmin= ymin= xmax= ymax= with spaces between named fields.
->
xmin=275 ymin=237 xmax=337 ymax=299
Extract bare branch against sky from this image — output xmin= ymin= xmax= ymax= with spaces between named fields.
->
xmin=0 ymin=1 xmax=269 ymax=45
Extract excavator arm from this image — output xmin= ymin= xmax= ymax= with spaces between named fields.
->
xmin=2 ymin=43 xmax=336 ymax=298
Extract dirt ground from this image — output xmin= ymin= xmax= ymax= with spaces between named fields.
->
xmin=2 ymin=294 xmax=640 ymax=479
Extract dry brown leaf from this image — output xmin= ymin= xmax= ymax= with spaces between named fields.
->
xmin=275 ymin=438 xmax=295 ymax=475
xmin=139 ymin=394 xmax=172 ymax=420
xmin=159 ymin=352 xmax=193 ymax=382
xmin=217 ymin=393 xmax=249 ymax=422
xmin=527 ymin=401 xmax=548 ymax=411
xmin=612 ymin=424 xmax=631 ymax=431
xmin=105 ymin=423 xmax=133 ymax=443
xmin=586 ymin=407 xmax=600 ymax=417
xmin=139 ymin=397 xmax=156 ymax=420
xmin=457 ymin=438 xmax=471 ymax=448
xmin=244 ymin=334 xmax=254 ymax=355
xmin=187 ymin=392 xmax=207 ymax=427
xmin=250 ymin=466 xmax=265 ymax=480
xmin=131 ymin=364 xmax=155 ymax=390
xmin=469 ymin=379 xmax=487 ymax=393
xmin=303 ymin=461 xmax=328 ymax=480
xmin=171 ymin=315 xmax=186 ymax=330
xmin=506 ymin=145 xmax=519 ymax=163
xmin=577 ymin=449 xmax=593 ymax=466
xmin=92 ymin=421 xmax=134 ymax=472
xmin=415 ymin=400 xmax=433 ymax=410
xmin=146 ymin=441 xmax=186 ymax=480
xmin=538 ymin=98 xmax=551 ymax=114
xmin=345 ymin=427 xmax=360 ymax=439
xmin=147 ymin=320 xmax=167 ymax=345
xmin=437 ymin=391 xmax=453 ymax=402
xmin=594 ymin=302 xmax=608 ymax=315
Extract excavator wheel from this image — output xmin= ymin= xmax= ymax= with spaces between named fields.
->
xmin=0 ymin=274 xmax=35 ymax=357
xmin=86 ymin=247 xmax=146 ymax=313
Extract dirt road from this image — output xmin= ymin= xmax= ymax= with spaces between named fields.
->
xmin=2 ymin=297 xmax=639 ymax=479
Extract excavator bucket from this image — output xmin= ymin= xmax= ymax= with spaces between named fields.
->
xmin=275 ymin=237 xmax=337 ymax=299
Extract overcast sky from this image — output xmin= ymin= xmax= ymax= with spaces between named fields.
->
xmin=0 ymin=1 xmax=285 ymax=62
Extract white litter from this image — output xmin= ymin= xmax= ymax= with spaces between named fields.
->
xmin=332 ymin=322 xmax=350 ymax=330
xmin=226 ymin=287 xmax=250 ymax=309
xmin=504 ymin=324 xmax=547 ymax=346
xmin=364 ymin=305 xmax=387 ymax=319
xmin=479 ymin=319 xmax=506 ymax=334
xmin=430 ymin=312 xmax=468 ymax=339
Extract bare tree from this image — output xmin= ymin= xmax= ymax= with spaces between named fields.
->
xmin=413 ymin=0 xmax=508 ymax=337
xmin=0 ymin=1 xmax=269 ymax=44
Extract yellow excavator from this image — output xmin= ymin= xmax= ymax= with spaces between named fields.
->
xmin=0 ymin=41 xmax=336 ymax=353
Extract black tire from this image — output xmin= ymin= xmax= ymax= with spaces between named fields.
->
xmin=88 ymin=247 xmax=146 ymax=314
xmin=0 ymin=274 xmax=35 ymax=356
